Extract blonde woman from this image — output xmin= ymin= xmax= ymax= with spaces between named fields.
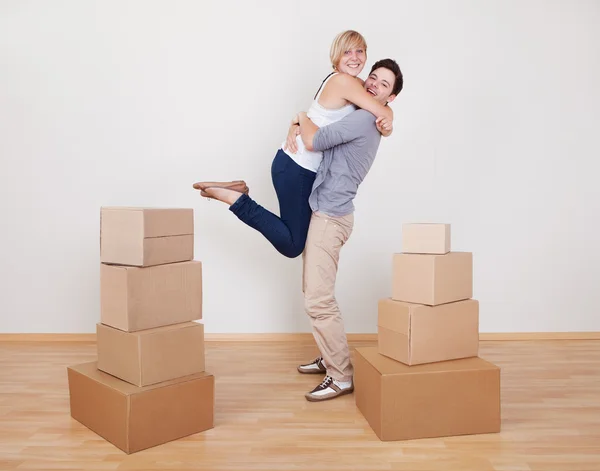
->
xmin=193 ymin=30 xmax=395 ymax=258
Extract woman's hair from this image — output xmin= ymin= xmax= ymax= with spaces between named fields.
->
xmin=329 ymin=30 xmax=367 ymax=70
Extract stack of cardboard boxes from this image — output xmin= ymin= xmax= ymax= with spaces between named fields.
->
xmin=67 ymin=207 xmax=214 ymax=454
xmin=354 ymin=223 xmax=501 ymax=441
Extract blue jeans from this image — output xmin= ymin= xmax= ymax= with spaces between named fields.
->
xmin=229 ymin=149 xmax=316 ymax=258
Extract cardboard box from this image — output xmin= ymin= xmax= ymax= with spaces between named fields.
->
xmin=100 ymin=207 xmax=194 ymax=267
xmin=97 ymin=322 xmax=205 ymax=387
xmin=67 ymin=361 xmax=214 ymax=454
xmin=378 ymin=298 xmax=479 ymax=365
xmin=392 ymin=252 xmax=472 ymax=305
xmin=401 ymin=223 xmax=450 ymax=254
xmin=354 ymin=347 xmax=500 ymax=441
xmin=101 ymin=260 xmax=202 ymax=332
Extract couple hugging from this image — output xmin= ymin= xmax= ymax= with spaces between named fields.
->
xmin=194 ymin=30 xmax=403 ymax=402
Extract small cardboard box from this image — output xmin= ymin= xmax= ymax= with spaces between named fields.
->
xmin=401 ymin=223 xmax=450 ymax=254
xmin=392 ymin=252 xmax=472 ymax=305
xmin=67 ymin=361 xmax=214 ymax=454
xmin=101 ymin=260 xmax=202 ymax=332
xmin=97 ymin=322 xmax=205 ymax=387
xmin=378 ymin=298 xmax=479 ymax=365
xmin=100 ymin=207 xmax=194 ymax=267
xmin=354 ymin=347 xmax=500 ymax=441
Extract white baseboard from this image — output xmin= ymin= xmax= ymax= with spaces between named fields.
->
xmin=1 ymin=332 xmax=599 ymax=342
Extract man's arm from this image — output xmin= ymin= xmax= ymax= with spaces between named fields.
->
xmin=299 ymin=110 xmax=375 ymax=152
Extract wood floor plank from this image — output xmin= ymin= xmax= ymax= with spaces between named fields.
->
xmin=0 ymin=340 xmax=599 ymax=470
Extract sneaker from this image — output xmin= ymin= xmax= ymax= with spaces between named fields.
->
xmin=297 ymin=357 xmax=327 ymax=374
xmin=305 ymin=375 xmax=354 ymax=402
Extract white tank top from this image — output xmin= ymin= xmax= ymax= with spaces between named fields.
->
xmin=281 ymin=73 xmax=356 ymax=172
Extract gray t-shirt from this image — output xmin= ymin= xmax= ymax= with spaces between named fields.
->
xmin=308 ymin=109 xmax=382 ymax=217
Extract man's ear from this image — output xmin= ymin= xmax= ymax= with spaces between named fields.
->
xmin=386 ymin=94 xmax=397 ymax=105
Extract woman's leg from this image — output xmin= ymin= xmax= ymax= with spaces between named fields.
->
xmin=207 ymin=149 xmax=315 ymax=258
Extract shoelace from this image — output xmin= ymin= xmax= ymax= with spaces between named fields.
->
xmin=318 ymin=376 xmax=333 ymax=389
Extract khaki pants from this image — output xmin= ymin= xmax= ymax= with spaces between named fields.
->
xmin=302 ymin=211 xmax=354 ymax=383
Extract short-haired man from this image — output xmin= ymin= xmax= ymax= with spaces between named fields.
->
xmin=295 ymin=59 xmax=403 ymax=402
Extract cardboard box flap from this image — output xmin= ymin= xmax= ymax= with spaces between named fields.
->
xmin=135 ymin=321 xmax=200 ymax=336
xmin=143 ymin=208 xmax=193 ymax=238
xmin=377 ymin=299 xmax=414 ymax=334
xmin=100 ymin=207 xmax=193 ymax=238
xmin=356 ymin=347 xmax=496 ymax=376
xmin=68 ymin=362 xmax=211 ymax=395
xmin=106 ymin=259 xmax=198 ymax=272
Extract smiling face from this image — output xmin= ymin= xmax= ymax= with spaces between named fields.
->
xmin=336 ymin=46 xmax=366 ymax=77
xmin=329 ymin=30 xmax=367 ymax=77
xmin=364 ymin=67 xmax=397 ymax=104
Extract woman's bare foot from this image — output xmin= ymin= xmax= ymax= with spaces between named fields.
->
xmin=201 ymin=187 xmax=244 ymax=206
xmin=193 ymin=180 xmax=248 ymax=193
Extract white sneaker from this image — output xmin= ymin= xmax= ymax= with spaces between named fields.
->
xmin=297 ymin=357 xmax=327 ymax=374
xmin=305 ymin=375 xmax=354 ymax=402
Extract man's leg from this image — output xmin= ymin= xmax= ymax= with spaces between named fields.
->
xmin=302 ymin=211 xmax=354 ymax=401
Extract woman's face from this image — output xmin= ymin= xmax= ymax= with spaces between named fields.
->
xmin=337 ymin=47 xmax=366 ymax=76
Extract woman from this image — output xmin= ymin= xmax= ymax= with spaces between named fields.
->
xmin=193 ymin=30 xmax=393 ymax=258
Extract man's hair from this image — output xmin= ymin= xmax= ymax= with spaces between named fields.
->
xmin=370 ymin=59 xmax=403 ymax=96
xmin=330 ymin=30 xmax=367 ymax=70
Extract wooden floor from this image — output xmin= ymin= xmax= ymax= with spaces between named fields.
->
xmin=1 ymin=339 xmax=599 ymax=471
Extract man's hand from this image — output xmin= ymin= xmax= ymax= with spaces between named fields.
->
xmin=376 ymin=116 xmax=393 ymax=137
xmin=298 ymin=112 xmax=319 ymax=151
xmin=283 ymin=124 xmax=300 ymax=154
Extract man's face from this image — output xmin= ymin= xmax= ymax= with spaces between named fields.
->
xmin=364 ymin=67 xmax=397 ymax=104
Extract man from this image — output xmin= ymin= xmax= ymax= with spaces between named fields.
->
xmin=295 ymin=58 xmax=403 ymax=402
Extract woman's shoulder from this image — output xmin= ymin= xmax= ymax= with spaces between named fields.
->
xmin=328 ymin=72 xmax=352 ymax=83
xmin=326 ymin=72 xmax=363 ymax=89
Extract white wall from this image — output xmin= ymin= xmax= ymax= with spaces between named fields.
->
xmin=1 ymin=0 xmax=599 ymax=334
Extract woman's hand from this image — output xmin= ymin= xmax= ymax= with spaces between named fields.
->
xmin=376 ymin=116 xmax=393 ymax=137
xmin=284 ymin=123 xmax=300 ymax=154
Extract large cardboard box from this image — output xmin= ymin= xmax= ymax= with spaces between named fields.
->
xmin=401 ymin=223 xmax=450 ymax=254
xmin=392 ymin=252 xmax=472 ymax=305
xmin=100 ymin=207 xmax=194 ymax=267
xmin=97 ymin=322 xmax=205 ymax=387
xmin=354 ymin=347 xmax=500 ymax=441
xmin=101 ymin=260 xmax=202 ymax=332
xmin=378 ymin=298 xmax=479 ymax=365
xmin=67 ymin=361 xmax=214 ymax=454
